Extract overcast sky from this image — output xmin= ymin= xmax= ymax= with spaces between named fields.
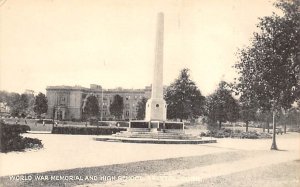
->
xmin=0 ymin=0 xmax=277 ymax=96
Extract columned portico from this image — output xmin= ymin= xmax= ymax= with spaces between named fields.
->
xmin=54 ymin=106 xmax=66 ymax=120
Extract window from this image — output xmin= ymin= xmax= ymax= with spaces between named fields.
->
xmin=59 ymin=96 xmax=66 ymax=104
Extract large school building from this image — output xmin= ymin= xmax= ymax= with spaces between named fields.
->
xmin=46 ymin=84 xmax=151 ymax=121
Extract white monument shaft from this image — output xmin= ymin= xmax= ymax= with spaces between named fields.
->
xmin=152 ymin=12 xmax=164 ymax=99
xmin=145 ymin=12 xmax=167 ymax=121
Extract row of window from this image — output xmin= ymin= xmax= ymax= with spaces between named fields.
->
xmin=101 ymin=111 xmax=136 ymax=117
xmin=58 ymin=94 xmax=144 ymax=105
xmin=101 ymin=103 xmax=137 ymax=107
xmin=102 ymin=95 xmax=144 ymax=101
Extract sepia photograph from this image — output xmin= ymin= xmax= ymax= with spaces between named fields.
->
xmin=0 ymin=0 xmax=299 ymax=186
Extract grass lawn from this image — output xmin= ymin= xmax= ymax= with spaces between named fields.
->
xmin=182 ymin=160 xmax=300 ymax=187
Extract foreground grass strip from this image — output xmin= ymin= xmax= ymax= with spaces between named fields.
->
xmin=0 ymin=150 xmax=264 ymax=187
xmin=180 ymin=160 xmax=300 ymax=187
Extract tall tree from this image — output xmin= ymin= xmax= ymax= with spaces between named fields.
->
xmin=277 ymin=106 xmax=300 ymax=131
xmin=33 ymin=93 xmax=48 ymax=117
xmin=256 ymin=110 xmax=273 ymax=133
xmin=109 ymin=94 xmax=124 ymax=120
xmin=136 ymin=97 xmax=147 ymax=120
xmin=82 ymin=95 xmax=99 ymax=119
xmin=206 ymin=81 xmax=240 ymax=129
xmin=19 ymin=94 xmax=29 ymax=117
xmin=165 ymin=68 xmax=205 ymax=122
xmin=234 ymin=0 xmax=300 ymax=150
xmin=0 ymin=91 xmax=9 ymax=103
xmin=7 ymin=93 xmax=21 ymax=117
xmin=26 ymin=94 xmax=35 ymax=117
xmin=1 ymin=92 xmax=29 ymax=117
xmin=239 ymin=93 xmax=258 ymax=132
xmin=5 ymin=93 xmax=29 ymax=117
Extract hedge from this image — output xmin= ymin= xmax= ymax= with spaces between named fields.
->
xmin=200 ymin=128 xmax=272 ymax=139
xmin=0 ymin=121 xmax=43 ymax=152
xmin=52 ymin=126 xmax=127 ymax=135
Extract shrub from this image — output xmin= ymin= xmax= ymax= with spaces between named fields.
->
xmin=116 ymin=121 xmax=129 ymax=127
xmin=52 ymin=126 xmax=126 ymax=135
xmin=257 ymin=132 xmax=272 ymax=139
xmin=97 ymin=122 xmax=110 ymax=126
xmin=23 ymin=137 xmax=43 ymax=149
xmin=71 ymin=118 xmax=83 ymax=122
xmin=0 ymin=122 xmax=43 ymax=153
xmin=201 ymin=128 xmax=272 ymax=139
xmin=200 ymin=132 xmax=206 ymax=137
xmin=287 ymin=128 xmax=300 ymax=133
xmin=239 ymin=132 xmax=259 ymax=139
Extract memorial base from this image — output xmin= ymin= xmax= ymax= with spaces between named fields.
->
xmin=114 ymin=120 xmax=195 ymax=140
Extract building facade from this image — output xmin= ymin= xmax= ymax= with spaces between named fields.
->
xmin=0 ymin=102 xmax=10 ymax=116
xmin=46 ymin=84 xmax=151 ymax=121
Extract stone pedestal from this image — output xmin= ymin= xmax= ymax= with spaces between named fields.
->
xmin=145 ymin=98 xmax=167 ymax=121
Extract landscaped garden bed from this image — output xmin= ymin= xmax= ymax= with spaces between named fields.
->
xmin=52 ymin=126 xmax=127 ymax=135
xmin=0 ymin=121 xmax=43 ymax=153
xmin=200 ymin=128 xmax=272 ymax=139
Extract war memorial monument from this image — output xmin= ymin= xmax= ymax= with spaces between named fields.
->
xmin=95 ymin=13 xmax=216 ymax=144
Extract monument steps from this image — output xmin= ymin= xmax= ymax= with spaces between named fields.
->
xmin=114 ymin=131 xmax=200 ymax=140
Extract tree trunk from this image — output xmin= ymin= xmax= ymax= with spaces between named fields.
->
xmin=52 ymin=108 xmax=55 ymax=129
xmin=267 ymin=121 xmax=270 ymax=133
xmin=245 ymin=121 xmax=249 ymax=132
xmin=263 ymin=122 xmax=265 ymax=132
xmin=218 ymin=121 xmax=222 ymax=130
xmin=271 ymin=110 xmax=278 ymax=150
xmin=284 ymin=123 xmax=286 ymax=134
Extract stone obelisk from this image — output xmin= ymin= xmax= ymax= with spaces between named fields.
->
xmin=145 ymin=12 xmax=167 ymax=121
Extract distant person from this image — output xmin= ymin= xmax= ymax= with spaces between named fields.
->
xmin=43 ymin=120 xmax=45 ymax=126
xmin=25 ymin=119 xmax=27 ymax=124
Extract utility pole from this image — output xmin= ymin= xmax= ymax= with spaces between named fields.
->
xmin=100 ymin=88 xmax=103 ymax=121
